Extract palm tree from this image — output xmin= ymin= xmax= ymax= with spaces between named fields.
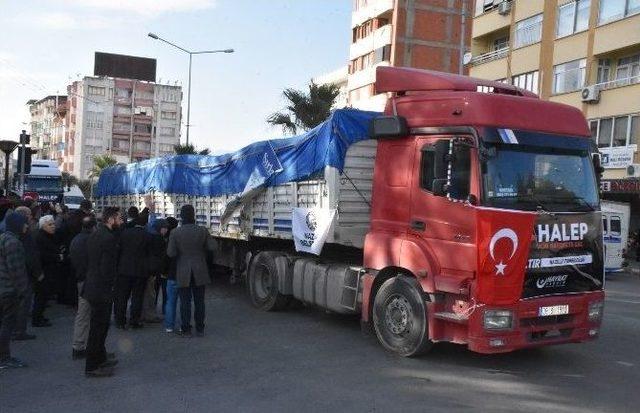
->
xmin=61 ymin=172 xmax=78 ymax=190
xmin=88 ymin=155 xmax=117 ymax=180
xmin=267 ymin=81 xmax=341 ymax=135
xmin=77 ymin=179 xmax=92 ymax=198
xmin=173 ymin=143 xmax=210 ymax=155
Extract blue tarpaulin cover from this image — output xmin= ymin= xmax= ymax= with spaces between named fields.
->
xmin=95 ymin=108 xmax=380 ymax=197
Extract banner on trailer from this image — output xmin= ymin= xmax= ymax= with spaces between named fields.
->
xmin=292 ymin=207 xmax=336 ymax=255
xmin=219 ymin=143 xmax=283 ymax=226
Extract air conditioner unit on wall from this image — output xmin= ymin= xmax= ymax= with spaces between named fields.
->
xmin=581 ymin=86 xmax=600 ymax=103
xmin=498 ymin=1 xmax=512 ymax=15
xmin=627 ymin=164 xmax=640 ymax=177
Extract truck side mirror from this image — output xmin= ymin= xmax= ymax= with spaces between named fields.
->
xmin=592 ymin=153 xmax=604 ymax=188
xmin=369 ymin=116 xmax=409 ymax=139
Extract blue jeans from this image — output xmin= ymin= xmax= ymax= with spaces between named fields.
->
xmin=164 ymin=279 xmax=179 ymax=330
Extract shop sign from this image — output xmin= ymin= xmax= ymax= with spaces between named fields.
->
xmin=600 ymin=179 xmax=640 ymax=193
xmin=600 ymin=147 xmax=634 ymax=169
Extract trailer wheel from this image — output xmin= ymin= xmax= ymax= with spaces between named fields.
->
xmin=372 ymin=275 xmax=433 ymax=357
xmin=248 ymin=252 xmax=290 ymax=311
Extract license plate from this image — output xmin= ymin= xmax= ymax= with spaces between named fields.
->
xmin=538 ymin=305 xmax=569 ymax=317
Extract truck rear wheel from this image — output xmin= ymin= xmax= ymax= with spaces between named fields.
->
xmin=248 ymin=251 xmax=290 ymax=311
xmin=372 ymin=275 xmax=433 ymax=357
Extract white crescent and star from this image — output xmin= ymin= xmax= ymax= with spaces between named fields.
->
xmin=489 ymin=228 xmax=519 ymax=276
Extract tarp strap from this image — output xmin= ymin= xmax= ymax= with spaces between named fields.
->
xmin=341 ymin=171 xmax=371 ymax=209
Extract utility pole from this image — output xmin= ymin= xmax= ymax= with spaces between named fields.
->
xmin=19 ymin=130 xmax=30 ymax=194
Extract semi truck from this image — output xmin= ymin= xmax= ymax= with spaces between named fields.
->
xmin=95 ymin=67 xmax=605 ymax=356
xmin=16 ymin=159 xmax=63 ymax=202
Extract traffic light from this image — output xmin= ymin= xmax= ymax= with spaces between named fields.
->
xmin=17 ymin=146 xmax=33 ymax=175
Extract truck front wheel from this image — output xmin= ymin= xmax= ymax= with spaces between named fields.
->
xmin=248 ymin=251 xmax=290 ymax=311
xmin=372 ymin=275 xmax=433 ymax=357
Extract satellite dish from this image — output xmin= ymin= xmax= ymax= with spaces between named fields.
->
xmin=463 ymin=52 xmax=473 ymax=65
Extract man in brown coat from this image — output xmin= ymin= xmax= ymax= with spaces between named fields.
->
xmin=167 ymin=205 xmax=215 ymax=337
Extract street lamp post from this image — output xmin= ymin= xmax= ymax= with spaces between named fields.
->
xmin=148 ymin=32 xmax=233 ymax=146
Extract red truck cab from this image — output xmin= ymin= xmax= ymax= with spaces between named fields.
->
xmin=362 ymin=67 xmax=605 ymax=355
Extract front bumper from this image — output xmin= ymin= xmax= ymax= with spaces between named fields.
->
xmin=467 ymin=291 xmax=604 ymax=354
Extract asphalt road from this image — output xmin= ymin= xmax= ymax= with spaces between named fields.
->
xmin=1 ymin=272 xmax=639 ymax=413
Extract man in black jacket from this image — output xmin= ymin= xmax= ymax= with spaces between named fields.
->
xmin=82 ymin=207 xmax=122 ymax=378
xmin=69 ymin=216 xmax=96 ymax=360
xmin=114 ymin=215 xmax=150 ymax=329
xmin=0 ymin=213 xmax=29 ymax=369
xmin=11 ymin=206 xmax=41 ymax=341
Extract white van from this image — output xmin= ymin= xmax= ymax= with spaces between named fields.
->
xmin=63 ymin=185 xmax=87 ymax=210
xmin=601 ymin=201 xmax=630 ymax=273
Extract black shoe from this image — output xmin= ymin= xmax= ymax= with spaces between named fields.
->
xmin=0 ymin=357 xmax=27 ymax=369
xmin=85 ymin=366 xmax=114 ymax=378
xmin=32 ymin=320 xmax=52 ymax=327
xmin=130 ymin=322 xmax=144 ymax=329
xmin=72 ymin=349 xmax=86 ymax=360
xmin=177 ymin=330 xmax=193 ymax=338
xmin=100 ymin=359 xmax=119 ymax=368
xmin=12 ymin=333 xmax=36 ymax=341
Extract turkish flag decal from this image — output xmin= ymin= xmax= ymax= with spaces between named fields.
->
xmin=476 ymin=208 xmax=536 ymax=305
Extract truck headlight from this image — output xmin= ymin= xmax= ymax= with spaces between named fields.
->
xmin=483 ymin=310 xmax=513 ymax=330
xmin=588 ymin=301 xmax=604 ymax=322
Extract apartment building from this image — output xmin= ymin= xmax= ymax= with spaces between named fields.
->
xmin=469 ymin=0 xmax=640 ymax=220
xmin=348 ymin=0 xmax=472 ymax=110
xmin=65 ymin=77 xmax=182 ymax=179
xmin=27 ymin=95 xmax=68 ymax=163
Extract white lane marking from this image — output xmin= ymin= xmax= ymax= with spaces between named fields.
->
xmin=616 ymin=361 xmax=634 ymax=367
xmin=606 ymin=298 xmax=640 ymax=305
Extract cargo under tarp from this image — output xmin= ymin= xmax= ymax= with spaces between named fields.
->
xmin=95 ymin=108 xmax=380 ymax=197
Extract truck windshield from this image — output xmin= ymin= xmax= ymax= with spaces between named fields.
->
xmin=481 ymin=143 xmax=598 ymax=213
xmin=26 ymin=176 xmax=62 ymax=192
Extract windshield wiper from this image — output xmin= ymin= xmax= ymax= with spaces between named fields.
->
xmin=549 ymin=195 xmax=596 ymax=212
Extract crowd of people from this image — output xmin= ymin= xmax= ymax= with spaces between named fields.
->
xmin=0 ymin=197 xmax=216 ymax=378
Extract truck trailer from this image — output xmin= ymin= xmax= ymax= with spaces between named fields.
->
xmin=95 ymin=67 xmax=605 ymax=356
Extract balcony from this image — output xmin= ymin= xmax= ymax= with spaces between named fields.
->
xmin=472 ymin=7 xmax=511 ymax=39
xmin=594 ymin=13 xmax=640 ymax=55
xmin=350 ymin=24 xmax=392 ymax=60
xmin=469 ymin=47 xmax=509 ymax=66
xmin=584 ymin=76 xmax=640 ymax=119
xmin=352 ymin=0 xmax=393 ymax=28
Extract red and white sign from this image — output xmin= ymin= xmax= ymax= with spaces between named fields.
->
xmin=476 ymin=208 xmax=536 ymax=305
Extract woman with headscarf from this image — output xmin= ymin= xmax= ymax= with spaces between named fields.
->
xmin=33 ymin=215 xmax=64 ymax=326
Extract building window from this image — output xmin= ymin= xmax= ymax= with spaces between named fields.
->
xmin=512 ymin=70 xmax=540 ymax=93
xmin=113 ymin=139 xmax=130 ymax=151
xmin=85 ymin=111 xmax=103 ymax=129
xmin=349 ymin=84 xmax=374 ymax=102
xmin=134 ymin=124 xmax=152 ymax=134
xmin=162 ymin=91 xmax=178 ymax=102
xmin=353 ymin=0 xmax=368 ymax=11
xmin=514 ymin=14 xmax=543 ymax=48
xmin=88 ymin=86 xmax=105 ymax=96
xmin=116 ymin=106 xmax=132 ymax=116
xmin=616 ymin=53 xmax=640 ymax=82
xmin=133 ymin=141 xmax=151 ymax=152
xmin=160 ymin=144 xmax=175 ymax=152
xmin=493 ymin=36 xmax=509 ymax=51
xmin=557 ymin=0 xmax=591 ymax=38
xmin=113 ymin=122 xmax=130 ymax=133
xmin=373 ymin=45 xmax=391 ymax=64
xmin=160 ymin=127 xmax=176 ymax=136
xmin=161 ymin=111 xmax=177 ymax=120
xmin=597 ymin=58 xmax=612 ymax=83
xmin=590 ymin=114 xmax=640 ymax=148
xmin=116 ymin=88 xmax=131 ymax=98
xmin=553 ymin=58 xmax=587 ymax=94
xmin=599 ymin=0 xmax=640 ymax=24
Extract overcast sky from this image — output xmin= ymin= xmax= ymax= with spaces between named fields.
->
xmin=0 ymin=0 xmax=351 ymax=154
